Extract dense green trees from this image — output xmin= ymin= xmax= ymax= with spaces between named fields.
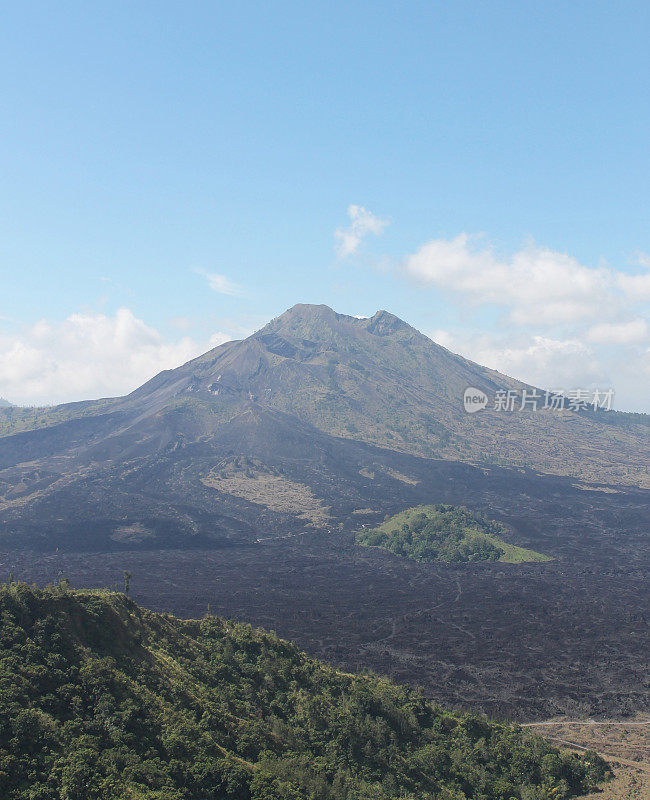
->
xmin=356 ymin=505 xmax=551 ymax=564
xmin=0 ymin=582 xmax=607 ymax=799
xmin=356 ymin=505 xmax=508 ymax=562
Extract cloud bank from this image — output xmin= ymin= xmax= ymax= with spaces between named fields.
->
xmin=404 ymin=234 xmax=650 ymax=326
xmin=413 ymin=234 xmax=650 ymax=411
xmin=0 ymin=308 xmax=231 ymax=406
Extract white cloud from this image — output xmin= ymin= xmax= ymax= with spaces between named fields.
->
xmin=196 ymin=269 xmax=243 ymax=296
xmin=483 ymin=336 xmax=606 ymax=390
xmin=429 ymin=329 xmax=457 ymax=350
xmin=401 ymin=231 xmax=650 ymax=410
xmin=335 ymin=205 xmax=389 ymax=258
xmin=616 ymin=270 xmax=650 ymax=301
xmin=404 ymin=234 xmax=650 ymax=327
xmin=632 ymin=250 xmax=650 ymax=269
xmin=586 ymin=319 xmax=649 ymax=345
xmin=404 ymin=234 xmax=624 ymax=325
xmin=169 ymin=315 xmax=192 ymax=330
xmin=429 ymin=326 xmax=612 ymax=395
xmin=208 ymin=331 xmax=231 ymax=348
xmin=0 ymin=308 xmax=232 ymax=406
xmin=438 ymin=329 xmax=605 ymax=389
xmin=428 ymin=325 xmax=650 ymax=411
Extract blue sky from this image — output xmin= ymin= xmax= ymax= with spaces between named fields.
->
xmin=1 ymin=1 xmax=649 ymax=409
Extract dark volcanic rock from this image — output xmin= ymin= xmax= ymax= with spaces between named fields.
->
xmin=0 ymin=303 xmax=648 ymax=719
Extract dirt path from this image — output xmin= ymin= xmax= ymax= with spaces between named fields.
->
xmin=537 ymin=734 xmax=650 ymax=773
xmin=522 ymin=720 xmax=650 ymax=727
xmin=524 ymin=719 xmax=650 ymax=798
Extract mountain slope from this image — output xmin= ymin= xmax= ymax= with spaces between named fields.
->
xmin=117 ymin=303 xmax=650 ymax=484
xmin=0 ymin=303 xmax=647 ymax=550
xmin=1 ymin=303 xmax=647 ymax=485
xmin=0 ymin=306 xmax=647 ymax=723
xmin=0 ymin=582 xmax=609 ymax=800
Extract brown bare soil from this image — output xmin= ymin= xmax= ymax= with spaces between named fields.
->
xmin=201 ymin=460 xmax=331 ymax=526
xmin=524 ymin=719 xmax=650 ymax=799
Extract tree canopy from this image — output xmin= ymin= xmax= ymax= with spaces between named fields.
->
xmin=356 ymin=505 xmax=551 ymax=564
xmin=0 ymin=582 xmax=605 ymax=799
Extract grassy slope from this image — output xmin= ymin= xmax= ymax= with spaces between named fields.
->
xmin=481 ymin=533 xmax=552 ymax=564
xmin=0 ymin=400 xmax=112 ymax=437
xmin=0 ymin=582 xmax=606 ymax=800
xmin=357 ymin=505 xmax=552 ymax=564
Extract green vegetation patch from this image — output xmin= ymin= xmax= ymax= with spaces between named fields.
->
xmin=356 ymin=504 xmax=552 ymax=564
xmin=0 ymin=581 xmax=600 ymax=800
xmin=0 ymin=400 xmax=113 ymax=438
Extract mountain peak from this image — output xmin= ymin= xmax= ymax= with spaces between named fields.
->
xmin=268 ymin=303 xmax=348 ymax=327
xmin=260 ymin=303 xmax=414 ymax=340
xmin=365 ymin=309 xmax=413 ymax=336
xmin=284 ymin=302 xmax=338 ymax=317
xmin=258 ymin=303 xmax=362 ymax=342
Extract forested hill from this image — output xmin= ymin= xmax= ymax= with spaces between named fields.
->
xmin=0 ymin=583 xmax=608 ymax=800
